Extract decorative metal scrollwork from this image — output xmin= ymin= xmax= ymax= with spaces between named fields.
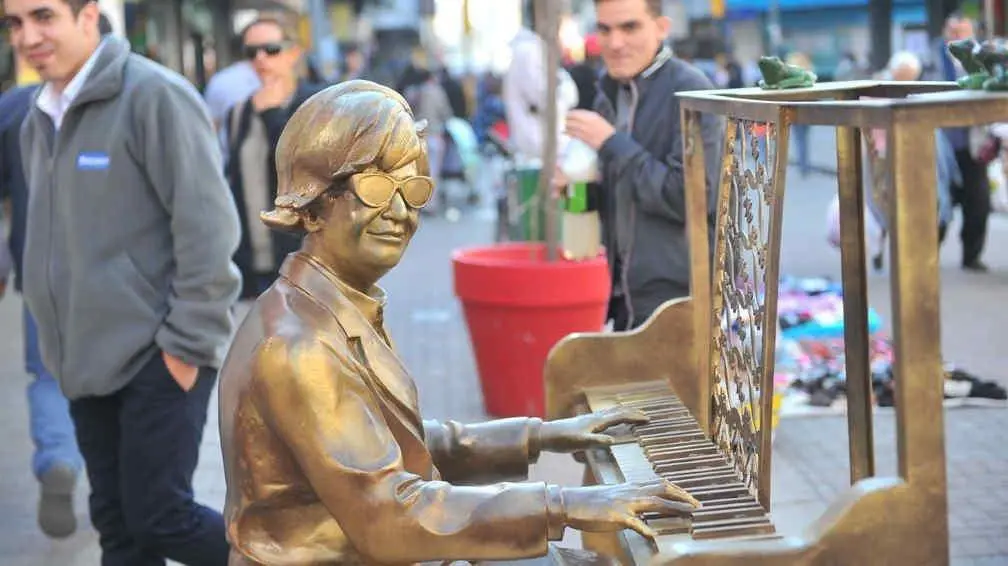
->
xmin=709 ymin=119 xmax=778 ymax=498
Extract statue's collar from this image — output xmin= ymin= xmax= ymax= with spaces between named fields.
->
xmin=279 ymin=252 xmax=388 ymax=335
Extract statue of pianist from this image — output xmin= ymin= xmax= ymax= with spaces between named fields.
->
xmin=217 ymin=80 xmax=698 ymax=566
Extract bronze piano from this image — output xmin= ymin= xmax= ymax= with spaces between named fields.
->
xmin=543 ymin=81 xmax=982 ymax=565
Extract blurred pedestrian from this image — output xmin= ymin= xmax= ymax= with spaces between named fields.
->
xmin=927 ymin=13 xmax=991 ymax=271
xmin=787 ymin=51 xmax=814 ymax=177
xmin=567 ymin=33 xmax=604 ymax=110
xmin=223 ymin=16 xmax=324 ymax=299
xmin=405 ymin=68 xmax=454 ymax=186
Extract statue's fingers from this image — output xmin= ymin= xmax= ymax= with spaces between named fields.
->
xmin=595 ymin=407 xmax=649 ymax=430
xmin=643 ymin=497 xmax=697 ymax=518
xmin=629 ymin=479 xmax=668 ymax=493
xmin=615 ymin=407 xmax=649 ymax=424
xmin=660 ymin=480 xmax=701 ymax=508
xmin=622 ymin=515 xmax=657 ymax=540
xmin=583 ymin=433 xmax=615 ymax=447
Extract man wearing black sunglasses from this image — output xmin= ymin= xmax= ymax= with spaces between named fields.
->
xmin=223 ymin=16 xmax=324 ymax=300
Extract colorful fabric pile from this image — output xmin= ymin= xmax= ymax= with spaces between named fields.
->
xmin=773 ymin=277 xmax=1006 ymax=410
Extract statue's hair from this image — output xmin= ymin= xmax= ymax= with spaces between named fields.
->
xmin=263 ymin=80 xmax=429 ymax=233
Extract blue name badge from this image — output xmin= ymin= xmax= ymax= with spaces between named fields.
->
xmin=77 ymin=152 xmax=110 ymax=171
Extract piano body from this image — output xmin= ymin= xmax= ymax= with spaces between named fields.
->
xmin=543 ymin=82 xmax=991 ymax=565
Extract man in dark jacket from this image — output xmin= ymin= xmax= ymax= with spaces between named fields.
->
xmin=560 ymin=0 xmax=722 ymax=330
xmin=926 ymin=12 xmax=990 ymax=271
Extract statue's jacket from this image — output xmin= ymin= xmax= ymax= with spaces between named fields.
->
xmin=220 ymin=253 xmax=564 ymax=565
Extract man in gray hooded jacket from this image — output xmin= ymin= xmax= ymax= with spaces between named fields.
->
xmin=4 ymin=0 xmax=240 ymax=564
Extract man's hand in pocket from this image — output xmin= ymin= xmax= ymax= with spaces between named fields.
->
xmin=162 ymin=351 xmax=198 ymax=392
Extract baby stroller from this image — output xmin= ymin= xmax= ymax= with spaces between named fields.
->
xmin=479 ymin=121 xmax=516 ymax=241
xmin=435 ymin=118 xmax=481 ymax=216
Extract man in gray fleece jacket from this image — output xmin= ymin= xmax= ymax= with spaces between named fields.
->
xmin=6 ymin=0 xmax=240 ymax=564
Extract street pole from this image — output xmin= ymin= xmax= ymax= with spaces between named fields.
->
xmin=536 ymin=0 xmax=561 ymax=261
xmin=984 ymin=0 xmax=996 ymax=37
xmin=766 ymin=0 xmax=782 ymax=57
xmin=462 ymin=0 xmax=474 ymax=74
xmin=869 ymin=0 xmax=893 ymax=72
xmin=927 ymin=0 xmax=946 ymax=40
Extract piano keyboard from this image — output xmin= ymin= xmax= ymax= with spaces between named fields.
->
xmin=582 ymin=382 xmax=778 ymax=545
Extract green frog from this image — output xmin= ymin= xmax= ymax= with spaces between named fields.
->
xmin=977 ymin=40 xmax=1008 ymax=91
xmin=757 ymin=56 xmax=817 ymax=90
xmin=947 ymin=38 xmax=989 ymax=90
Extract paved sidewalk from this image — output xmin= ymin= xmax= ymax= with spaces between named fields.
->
xmin=0 ymin=167 xmax=1006 ymax=565
xmin=789 ymin=126 xmax=838 ymax=175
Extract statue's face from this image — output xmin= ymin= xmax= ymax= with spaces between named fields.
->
xmin=313 ymin=161 xmax=431 ymax=287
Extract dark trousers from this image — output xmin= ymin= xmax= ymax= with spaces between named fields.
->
xmin=69 ymin=351 xmax=229 ymax=566
xmin=951 ymin=149 xmax=990 ymax=264
xmin=607 ymin=295 xmax=635 ymax=332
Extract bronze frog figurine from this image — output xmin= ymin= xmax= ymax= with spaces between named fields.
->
xmin=976 ymin=39 xmax=1008 ymax=91
xmin=947 ymin=38 xmax=989 ymax=90
xmin=757 ymin=56 xmax=817 ymax=90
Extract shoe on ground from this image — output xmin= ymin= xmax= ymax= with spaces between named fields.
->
xmin=962 ymin=259 xmax=989 ymax=272
xmin=38 ymin=463 xmax=77 ymax=538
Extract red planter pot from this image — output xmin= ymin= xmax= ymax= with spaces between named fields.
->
xmin=452 ymin=242 xmax=611 ymax=417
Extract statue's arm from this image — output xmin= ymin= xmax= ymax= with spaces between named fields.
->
xmin=252 ymin=337 xmax=565 ymax=563
xmin=423 ymin=418 xmax=544 ymax=484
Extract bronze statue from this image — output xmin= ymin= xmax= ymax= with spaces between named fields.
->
xmin=217 ymin=80 xmax=699 ymax=566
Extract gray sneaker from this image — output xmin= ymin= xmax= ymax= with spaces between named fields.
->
xmin=38 ymin=464 xmax=77 ymax=538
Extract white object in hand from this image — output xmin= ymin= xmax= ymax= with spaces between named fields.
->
xmin=559 ymin=137 xmax=599 ymax=183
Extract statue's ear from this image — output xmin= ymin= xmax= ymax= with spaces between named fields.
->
xmin=302 ymin=209 xmax=325 ymax=234
xmin=415 ymin=118 xmax=429 ymax=139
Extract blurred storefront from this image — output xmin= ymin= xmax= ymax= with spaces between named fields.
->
xmin=121 ymin=0 xmax=309 ymax=90
xmin=432 ymin=0 xmax=523 ymax=74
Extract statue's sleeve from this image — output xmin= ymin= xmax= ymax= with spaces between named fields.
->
xmin=251 ymin=336 xmax=566 ymax=563
xmin=423 ymin=418 xmax=544 ymax=484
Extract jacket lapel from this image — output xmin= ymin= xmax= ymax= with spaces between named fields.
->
xmin=279 ymin=254 xmax=426 ymax=441
xmin=344 ymin=315 xmax=425 ymax=440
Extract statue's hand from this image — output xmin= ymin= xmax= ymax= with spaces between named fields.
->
xmin=539 ymin=407 xmax=648 ymax=453
xmin=560 ymin=481 xmax=700 ymax=539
